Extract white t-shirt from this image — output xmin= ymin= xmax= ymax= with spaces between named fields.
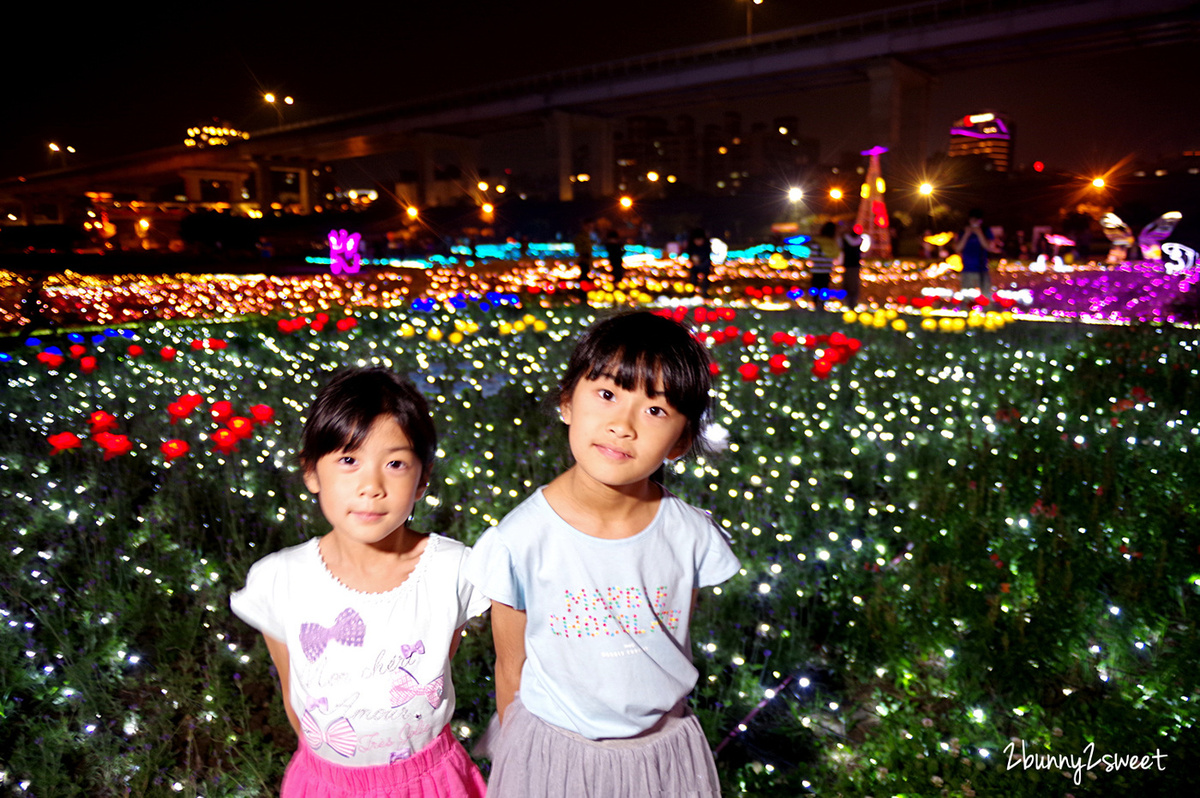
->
xmin=230 ymin=533 xmax=489 ymax=766
xmin=465 ymin=487 xmax=740 ymax=740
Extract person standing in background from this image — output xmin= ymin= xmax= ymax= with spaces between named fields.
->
xmin=955 ymin=208 xmax=996 ymax=296
xmin=573 ymin=220 xmax=594 ymax=285
xmin=605 ymin=228 xmax=625 ymax=285
xmin=840 ymin=223 xmax=865 ymax=309
xmin=686 ymin=227 xmax=711 ymax=297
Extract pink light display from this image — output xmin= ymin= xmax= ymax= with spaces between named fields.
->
xmin=327 ymin=229 xmax=362 ymax=275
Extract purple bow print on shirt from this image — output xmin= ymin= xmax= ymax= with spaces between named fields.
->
xmin=401 ymin=640 xmax=424 ymax=658
xmin=300 ymin=608 xmax=366 ymax=662
xmin=389 ymin=668 xmax=444 ymax=709
xmin=301 ymin=711 xmax=358 ymax=758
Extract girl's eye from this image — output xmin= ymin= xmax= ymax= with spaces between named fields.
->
xmin=648 ymin=406 xmax=668 ymax=417
xmin=599 ymin=389 xmax=615 ymax=401
xmin=337 ymin=456 xmax=357 ymax=465
xmin=387 ymin=460 xmax=410 ymax=470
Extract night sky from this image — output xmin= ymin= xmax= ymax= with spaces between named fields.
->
xmin=3 ymin=0 xmax=1197 ymax=179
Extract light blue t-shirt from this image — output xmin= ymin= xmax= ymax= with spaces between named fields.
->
xmin=466 ymin=487 xmax=740 ymax=739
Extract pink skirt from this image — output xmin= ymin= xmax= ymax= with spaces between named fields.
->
xmin=281 ymin=724 xmax=487 ymax=798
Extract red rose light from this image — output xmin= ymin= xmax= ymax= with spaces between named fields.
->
xmin=37 ymin=352 xmax=65 ymax=369
xmin=161 ymin=439 xmax=190 ymax=462
xmin=228 ymin=417 xmax=255 ymax=440
xmin=708 ymin=362 xmax=721 ymax=376
xmin=160 ymin=347 xmax=177 ymax=361
xmin=741 ymin=331 xmax=757 ymax=346
xmin=167 ymin=401 xmax=193 ymax=424
xmin=207 ymin=338 xmax=227 ymax=350
xmin=737 ymin=363 xmax=760 ymax=382
xmin=69 ymin=344 xmax=87 ymax=358
xmin=210 ymin=400 xmax=234 ymax=423
xmin=89 ymin=411 xmax=118 ymax=435
xmin=127 ymin=344 xmax=144 ymax=357
xmin=250 ymin=404 xmax=275 ymax=425
xmin=80 ymin=356 xmax=98 ymax=374
xmin=189 ymin=340 xmax=205 ymax=350
xmin=336 ymin=317 xmax=357 ymax=332
xmin=94 ymin=432 xmax=133 ymax=460
xmin=48 ymin=432 xmax=82 ymax=454
xmin=768 ymin=354 xmax=789 ymax=374
xmin=211 ymin=428 xmax=239 ymax=455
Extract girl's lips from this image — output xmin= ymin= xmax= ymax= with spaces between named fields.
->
xmin=351 ymin=511 xmax=385 ymax=521
xmin=594 ymin=444 xmax=632 ymax=460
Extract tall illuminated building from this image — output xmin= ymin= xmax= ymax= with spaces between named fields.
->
xmin=948 ymin=112 xmax=1012 ymax=172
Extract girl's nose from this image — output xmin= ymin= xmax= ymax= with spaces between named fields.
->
xmin=358 ymin=472 xmax=385 ymax=497
xmin=608 ymin=407 xmax=637 ymax=437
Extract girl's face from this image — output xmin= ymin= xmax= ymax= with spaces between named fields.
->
xmin=302 ymin=416 xmax=426 ymax=548
xmin=560 ymin=370 xmax=690 ymax=489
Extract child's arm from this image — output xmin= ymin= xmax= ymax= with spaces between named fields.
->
xmin=491 ymin=601 xmax=527 ymax=724
xmin=263 ymin=633 xmax=301 ymax=737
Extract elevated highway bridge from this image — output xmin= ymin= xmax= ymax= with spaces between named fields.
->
xmin=2 ymin=0 xmax=1195 ymax=225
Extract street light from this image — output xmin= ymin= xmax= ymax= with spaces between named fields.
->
xmin=48 ymin=142 xmax=74 ymax=167
xmin=619 ymin=195 xmax=633 ymax=210
xmin=1091 ymin=177 xmax=1106 ymax=189
xmin=787 ymin=187 xmax=803 ymax=203
xmin=264 ymin=93 xmax=293 ymax=127
xmin=829 ymin=188 xmax=843 ymax=201
xmin=918 ymin=182 xmax=934 ymax=196
xmin=405 ymin=206 xmax=419 ymax=220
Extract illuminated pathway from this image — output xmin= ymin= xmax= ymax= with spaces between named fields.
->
xmin=1 ymin=253 xmax=1196 ymax=333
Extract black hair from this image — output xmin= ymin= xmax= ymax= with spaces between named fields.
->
xmin=556 ymin=312 xmax=712 ymax=455
xmin=299 ymin=367 xmax=436 ymax=481
xmin=968 ymin=208 xmax=985 ymax=220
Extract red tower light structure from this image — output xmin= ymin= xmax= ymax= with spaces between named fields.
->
xmin=855 ymin=145 xmax=892 ymax=260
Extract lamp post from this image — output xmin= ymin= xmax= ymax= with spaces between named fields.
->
xmin=741 ymin=0 xmax=763 ymax=38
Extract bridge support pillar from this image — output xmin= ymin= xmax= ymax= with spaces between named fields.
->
xmin=550 ymin=111 xmax=616 ymax=202
xmin=552 ymin=111 xmax=576 ymax=203
xmin=867 ymin=58 xmax=933 ymax=174
xmin=416 ymin=140 xmax=437 ymax=207
xmin=183 ymin=173 xmax=204 ymax=203
xmin=254 ymin=162 xmax=274 ymax=208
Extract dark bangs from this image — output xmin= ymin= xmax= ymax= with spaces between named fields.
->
xmin=557 ymin=313 xmax=712 ymax=446
xmin=299 ymin=368 xmax=436 ymax=477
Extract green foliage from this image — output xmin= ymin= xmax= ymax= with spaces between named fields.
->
xmin=1 ymin=306 xmax=1198 ymax=796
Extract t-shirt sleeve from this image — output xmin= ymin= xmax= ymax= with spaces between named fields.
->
xmin=696 ymin=518 xmax=741 ymax=588
xmin=457 ymin=545 xmax=494 ymax=623
xmin=229 ymin=554 xmax=287 ymax=641
xmin=462 ymin=527 xmax=525 ymax=610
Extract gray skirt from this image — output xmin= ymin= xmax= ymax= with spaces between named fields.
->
xmin=487 ymin=698 xmax=720 ymax=798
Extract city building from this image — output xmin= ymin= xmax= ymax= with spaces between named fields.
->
xmin=948 ymin=111 xmax=1013 ymax=172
